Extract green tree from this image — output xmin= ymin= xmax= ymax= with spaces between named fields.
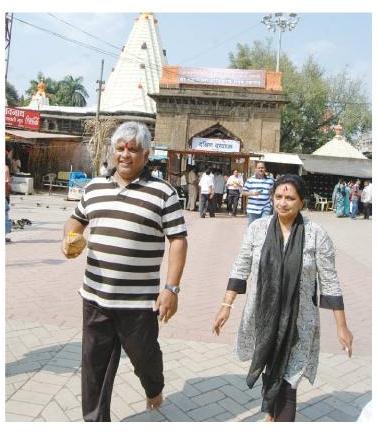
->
xmin=55 ymin=75 xmax=89 ymax=107
xmin=6 ymin=81 xmax=20 ymax=106
xmin=25 ymin=72 xmax=89 ymax=107
xmin=229 ymin=39 xmax=371 ymax=153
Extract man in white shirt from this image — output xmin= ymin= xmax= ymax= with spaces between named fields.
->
xmin=226 ymin=169 xmax=244 ymax=216
xmin=361 ymin=180 xmax=372 ymax=220
xmin=198 ymin=168 xmax=215 ymax=218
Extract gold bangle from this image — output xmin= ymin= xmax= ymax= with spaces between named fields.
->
xmin=221 ymin=302 xmax=234 ymax=308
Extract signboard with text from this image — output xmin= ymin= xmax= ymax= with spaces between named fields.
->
xmin=5 ymin=107 xmax=40 ymax=130
xmin=192 ymin=137 xmax=240 ymax=153
xmin=179 ymin=67 xmax=266 ymax=88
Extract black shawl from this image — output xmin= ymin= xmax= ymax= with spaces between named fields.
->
xmin=246 ymin=212 xmax=304 ymax=413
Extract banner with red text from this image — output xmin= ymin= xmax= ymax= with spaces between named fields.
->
xmin=5 ymin=107 xmax=40 ymax=130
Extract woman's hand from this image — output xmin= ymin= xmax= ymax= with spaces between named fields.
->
xmin=212 ymin=306 xmax=231 ymax=336
xmin=337 ymin=325 xmax=353 ymax=357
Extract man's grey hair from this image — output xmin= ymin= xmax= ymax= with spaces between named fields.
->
xmin=110 ymin=121 xmax=151 ymax=151
xmin=255 ymin=160 xmax=266 ymax=167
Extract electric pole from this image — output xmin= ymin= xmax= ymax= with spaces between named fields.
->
xmin=96 ymin=59 xmax=105 ymax=121
xmin=5 ymin=12 xmax=14 ymax=82
xmin=93 ymin=59 xmax=105 ymax=176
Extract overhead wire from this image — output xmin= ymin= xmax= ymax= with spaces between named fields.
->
xmin=46 ymin=13 xmax=122 ymax=52
xmin=13 ymin=16 xmax=120 ymax=59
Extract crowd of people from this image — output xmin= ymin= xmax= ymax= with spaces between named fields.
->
xmin=332 ymin=178 xmax=372 ymax=219
xmin=177 ymin=167 xmax=373 ymax=223
xmin=172 ymin=161 xmax=277 ymax=221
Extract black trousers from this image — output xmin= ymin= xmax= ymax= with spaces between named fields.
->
xmin=363 ymin=202 xmax=372 ymax=219
xmin=227 ymin=190 xmax=240 ymax=215
xmin=214 ymin=193 xmax=224 ymax=210
xmin=81 ymin=299 xmax=164 ymax=422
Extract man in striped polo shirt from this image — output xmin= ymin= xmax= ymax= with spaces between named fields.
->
xmin=62 ymin=122 xmax=187 ymax=421
xmin=242 ymin=161 xmax=275 ymax=225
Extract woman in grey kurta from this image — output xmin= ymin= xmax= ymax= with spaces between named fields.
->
xmin=213 ymin=174 xmax=353 ymax=422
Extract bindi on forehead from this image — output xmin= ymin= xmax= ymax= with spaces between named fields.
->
xmin=116 ymin=140 xmax=141 ymax=151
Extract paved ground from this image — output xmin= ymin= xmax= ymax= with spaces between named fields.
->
xmin=5 ymin=191 xmax=372 ymax=422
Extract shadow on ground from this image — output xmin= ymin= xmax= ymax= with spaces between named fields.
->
xmin=121 ymin=374 xmax=369 ymax=422
xmin=5 ymin=342 xmax=370 ymax=422
xmin=6 ymin=342 xmax=82 ymax=376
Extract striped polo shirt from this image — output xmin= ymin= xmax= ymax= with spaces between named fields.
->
xmin=243 ymin=175 xmax=275 ymax=215
xmin=71 ymin=169 xmax=187 ymax=309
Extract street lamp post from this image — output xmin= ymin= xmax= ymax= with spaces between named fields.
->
xmin=261 ymin=13 xmax=299 ymax=72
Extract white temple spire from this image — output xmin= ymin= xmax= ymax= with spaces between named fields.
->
xmin=100 ymin=13 xmax=167 ymax=113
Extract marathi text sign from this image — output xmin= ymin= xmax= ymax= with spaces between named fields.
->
xmin=5 ymin=107 xmax=40 ymax=130
xmin=179 ymin=67 xmax=266 ymax=88
xmin=192 ymin=137 xmax=240 ymax=153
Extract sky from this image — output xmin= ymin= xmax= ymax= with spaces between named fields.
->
xmin=6 ymin=10 xmax=372 ymax=108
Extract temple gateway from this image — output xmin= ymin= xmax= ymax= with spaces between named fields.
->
xmin=149 ymin=66 xmax=288 ymax=178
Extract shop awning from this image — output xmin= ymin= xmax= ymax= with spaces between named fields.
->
xmin=299 ymin=154 xmax=372 ymax=178
xmin=250 ymin=152 xmax=303 ymax=165
xmin=6 ymin=128 xmax=81 ymax=140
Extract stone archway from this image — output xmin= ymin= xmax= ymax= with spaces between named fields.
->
xmin=189 ymin=122 xmax=243 ymax=150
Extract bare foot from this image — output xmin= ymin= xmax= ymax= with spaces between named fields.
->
xmin=264 ymin=414 xmax=274 ymax=422
xmin=146 ymin=392 xmax=163 ymax=410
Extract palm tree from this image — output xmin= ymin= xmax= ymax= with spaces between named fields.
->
xmin=6 ymin=81 xmax=20 ymax=106
xmin=57 ymin=75 xmax=89 ymax=107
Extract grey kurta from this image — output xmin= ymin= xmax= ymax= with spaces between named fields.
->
xmin=229 ymin=215 xmax=343 ymax=388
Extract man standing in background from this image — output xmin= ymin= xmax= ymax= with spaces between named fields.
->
xmin=361 ymin=180 xmax=372 ymax=220
xmin=213 ymin=169 xmax=225 ymax=211
xmin=242 ymin=161 xmax=274 ymax=225
xmin=226 ymin=169 xmax=244 ymax=217
xmin=187 ymin=166 xmax=199 ymax=211
xmin=198 ymin=168 xmax=215 ymax=218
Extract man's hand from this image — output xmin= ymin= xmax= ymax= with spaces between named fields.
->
xmin=153 ymin=289 xmax=178 ymax=323
xmin=62 ymin=232 xmax=86 ymax=259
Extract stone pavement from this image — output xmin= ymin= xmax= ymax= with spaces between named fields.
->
xmin=5 ymin=192 xmax=372 ymax=422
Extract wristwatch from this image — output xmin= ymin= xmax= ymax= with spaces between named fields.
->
xmin=164 ymin=284 xmax=181 ymax=294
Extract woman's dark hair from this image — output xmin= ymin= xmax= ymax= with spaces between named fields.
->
xmin=205 ymin=168 xmax=211 ymax=175
xmin=272 ymin=174 xmax=305 ymax=200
